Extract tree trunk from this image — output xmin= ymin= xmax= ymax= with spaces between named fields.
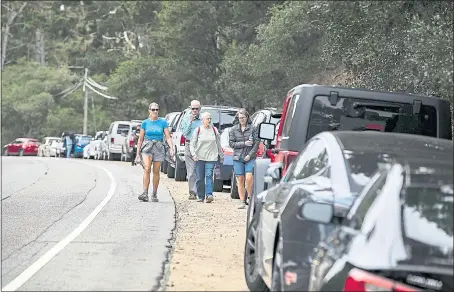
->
xmin=1 ymin=3 xmax=27 ymax=70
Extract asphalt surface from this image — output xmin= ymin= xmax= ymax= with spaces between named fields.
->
xmin=1 ymin=156 xmax=175 ymax=291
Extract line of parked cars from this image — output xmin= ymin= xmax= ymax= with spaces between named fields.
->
xmin=240 ymin=84 xmax=453 ymax=292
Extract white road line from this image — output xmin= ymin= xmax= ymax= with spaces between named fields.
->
xmin=1 ymin=160 xmax=117 ymax=291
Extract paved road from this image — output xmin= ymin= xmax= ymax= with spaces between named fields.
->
xmin=1 ymin=156 xmax=175 ymax=291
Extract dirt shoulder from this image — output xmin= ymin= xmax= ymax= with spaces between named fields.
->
xmin=161 ymin=173 xmax=249 ymax=291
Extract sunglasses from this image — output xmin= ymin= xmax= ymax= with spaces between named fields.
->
xmin=150 ymin=109 xmax=159 ymax=112
xmin=191 ymin=107 xmax=200 ymax=110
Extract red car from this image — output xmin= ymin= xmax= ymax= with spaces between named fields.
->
xmin=3 ymin=138 xmax=40 ymax=156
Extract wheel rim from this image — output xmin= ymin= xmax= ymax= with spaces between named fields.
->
xmin=245 ymin=220 xmax=259 ymax=282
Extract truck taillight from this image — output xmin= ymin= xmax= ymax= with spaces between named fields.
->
xmin=180 ymin=135 xmax=186 ymax=146
xmin=344 ymin=269 xmax=420 ymax=292
xmin=129 ymin=137 xmax=134 ymax=147
xmin=111 ymin=137 xmax=114 ymax=143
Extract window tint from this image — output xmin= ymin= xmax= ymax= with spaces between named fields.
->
xmin=283 ymin=139 xmax=330 ymax=182
xmin=307 ymin=95 xmax=438 ymax=141
xmin=282 ymin=94 xmax=300 ymax=137
xmin=220 ymin=110 xmax=238 ymax=130
xmin=349 ymin=172 xmax=387 ymax=229
xmin=117 ymin=124 xmax=130 ymax=134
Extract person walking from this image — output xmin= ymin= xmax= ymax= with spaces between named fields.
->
xmin=63 ymin=132 xmax=74 ymax=159
xmin=136 ymin=102 xmax=175 ymax=202
xmin=190 ymin=112 xmax=224 ymax=203
xmin=181 ymin=100 xmax=202 ymax=200
xmin=229 ymin=108 xmax=259 ymax=209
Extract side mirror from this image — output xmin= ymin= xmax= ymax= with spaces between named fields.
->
xmin=301 ymin=202 xmax=334 ymax=224
xmin=258 ymin=122 xmax=276 ymax=141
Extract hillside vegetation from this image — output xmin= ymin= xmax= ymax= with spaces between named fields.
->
xmin=2 ymin=1 xmax=453 ymax=143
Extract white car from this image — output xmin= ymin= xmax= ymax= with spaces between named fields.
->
xmin=38 ymin=137 xmax=60 ymax=157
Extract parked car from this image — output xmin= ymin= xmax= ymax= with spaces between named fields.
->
xmin=37 ymin=137 xmax=60 ymax=157
xmin=307 ymin=159 xmax=453 ymax=292
xmin=106 ymin=121 xmax=134 ymax=161
xmin=121 ymin=120 xmax=142 ymax=162
xmin=49 ymin=139 xmax=63 ymax=157
xmin=167 ymin=105 xmax=239 ymax=181
xmin=73 ymin=134 xmax=92 ymax=158
xmin=3 ymin=138 xmax=40 ymax=156
xmin=243 ymin=131 xmax=453 ymax=292
xmin=252 ymin=83 xmax=453 ymax=201
xmin=161 ymin=112 xmax=181 ymax=174
xmin=251 ymin=107 xmax=282 ymax=159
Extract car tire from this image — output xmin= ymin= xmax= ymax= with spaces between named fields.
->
xmin=213 ymin=179 xmax=223 ymax=192
xmin=163 ymin=160 xmax=169 ymax=174
xmin=244 ymin=213 xmax=269 ymax=292
xmin=231 ymin=172 xmax=239 ymax=199
xmin=174 ymin=156 xmax=186 ymax=182
xmin=167 ymin=162 xmax=175 ymax=178
xmin=4 ymin=148 xmax=9 ymax=156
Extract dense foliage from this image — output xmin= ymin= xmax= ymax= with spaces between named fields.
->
xmin=2 ymin=0 xmax=453 ymax=143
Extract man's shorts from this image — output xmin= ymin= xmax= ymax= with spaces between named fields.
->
xmin=233 ymin=159 xmax=255 ymax=176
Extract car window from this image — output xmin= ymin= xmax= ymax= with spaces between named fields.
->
xmin=270 ymin=116 xmax=281 ymax=125
xmin=220 ymin=110 xmax=238 ymax=130
xmin=403 ymin=185 xmax=453 ymax=252
xmin=117 ymin=123 xmax=130 ymax=134
xmin=348 ymin=172 xmax=387 ymax=229
xmin=252 ymin=112 xmax=267 ymax=128
xmin=283 ymin=138 xmax=330 ymax=182
xmin=307 ymin=95 xmax=438 ymax=141
xmin=282 ymin=94 xmax=300 ymax=138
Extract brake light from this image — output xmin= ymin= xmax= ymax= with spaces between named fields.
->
xmin=180 ymin=135 xmax=186 ymax=146
xmin=344 ymin=269 xmax=420 ymax=292
xmin=111 ymin=137 xmax=114 ymax=143
xmin=129 ymin=136 xmax=134 ymax=147
xmin=77 ymin=144 xmax=81 ymax=147
xmin=365 ymin=123 xmax=384 ymax=131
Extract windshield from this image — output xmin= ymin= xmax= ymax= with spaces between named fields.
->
xmin=307 ymin=95 xmax=438 ymax=141
xmin=220 ymin=110 xmax=238 ymax=130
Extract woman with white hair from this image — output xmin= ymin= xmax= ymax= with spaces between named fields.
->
xmin=136 ymin=102 xmax=175 ymax=202
xmin=190 ymin=111 xmax=224 ymax=203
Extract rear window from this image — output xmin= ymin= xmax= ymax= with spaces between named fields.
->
xmin=77 ymin=136 xmax=91 ymax=143
xmin=403 ymin=185 xmax=453 ymax=261
xmin=220 ymin=110 xmax=238 ymax=130
xmin=307 ymin=95 xmax=438 ymax=141
xmin=117 ymin=124 xmax=130 ymax=134
xmin=28 ymin=140 xmax=40 ymax=144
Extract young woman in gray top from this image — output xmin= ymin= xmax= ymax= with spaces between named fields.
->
xmin=190 ymin=111 xmax=224 ymax=203
xmin=229 ymin=108 xmax=260 ymax=209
